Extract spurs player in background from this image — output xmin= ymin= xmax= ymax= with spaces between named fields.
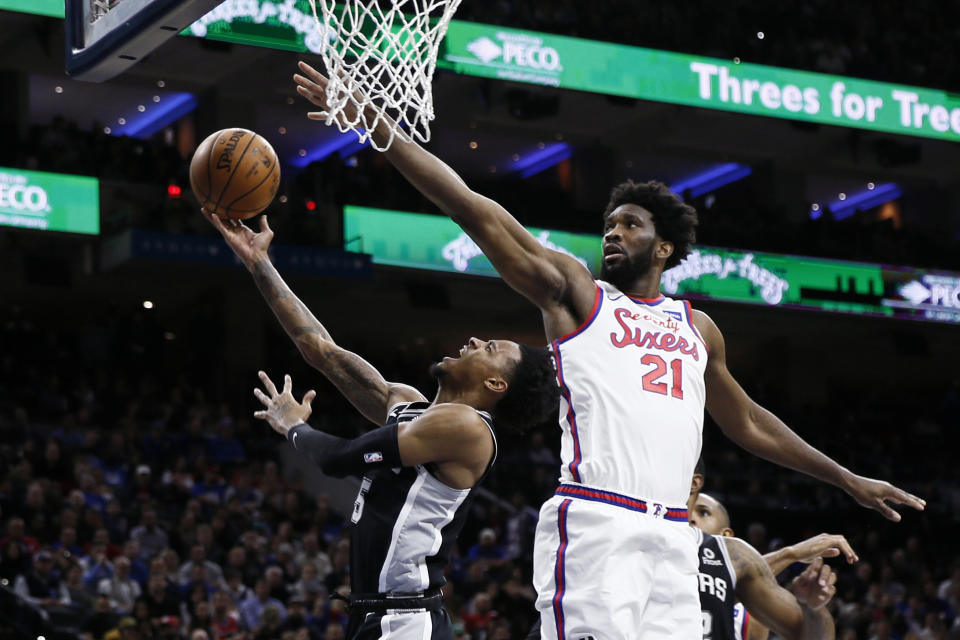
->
xmin=689 ymin=461 xmax=859 ymax=640
xmin=294 ymin=62 xmax=925 ymax=640
xmin=204 ymin=211 xmax=559 ymax=640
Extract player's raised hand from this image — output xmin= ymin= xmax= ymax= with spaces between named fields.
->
xmin=844 ymin=473 xmax=926 ymax=522
xmin=294 ymin=60 xmax=366 ymax=127
xmin=253 ymin=371 xmax=316 ymax=436
xmin=789 ymin=533 xmax=858 ymax=565
xmin=789 ymin=557 xmax=837 ymax=610
xmin=202 ymin=208 xmax=274 ymax=268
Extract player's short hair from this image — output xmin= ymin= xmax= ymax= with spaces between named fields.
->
xmin=694 ymin=456 xmax=705 ymax=479
xmin=493 ymin=345 xmax=559 ymax=433
xmin=603 ymin=180 xmax=698 ymax=269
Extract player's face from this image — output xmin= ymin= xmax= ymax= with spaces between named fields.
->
xmin=688 ymin=494 xmax=732 ymax=536
xmin=600 ymin=204 xmax=659 ymax=286
xmin=432 ymin=338 xmax=521 ymax=391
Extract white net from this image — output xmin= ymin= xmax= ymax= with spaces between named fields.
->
xmin=90 ymin=0 xmax=123 ymax=23
xmin=308 ymin=0 xmax=462 ymax=151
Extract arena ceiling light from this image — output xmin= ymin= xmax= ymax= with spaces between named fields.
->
xmin=113 ymin=92 xmax=197 ymax=139
xmin=511 ymin=142 xmax=572 ymax=178
xmin=810 ymin=183 xmax=902 ymax=220
xmin=669 ymin=163 xmax=752 ymax=198
xmin=290 ymin=131 xmax=370 ymax=168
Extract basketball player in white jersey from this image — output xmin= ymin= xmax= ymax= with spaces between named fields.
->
xmin=293 ymin=62 xmax=926 ymax=639
xmin=204 ymin=210 xmax=559 ymax=639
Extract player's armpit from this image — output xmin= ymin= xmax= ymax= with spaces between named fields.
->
xmin=728 ymin=538 xmax=835 ymax=640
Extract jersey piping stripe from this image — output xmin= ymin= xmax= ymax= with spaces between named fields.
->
xmin=627 ymin=293 xmax=665 ymax=305
xmin=555 ymin=484 xmax=689 ymax=521
xmin=423 ymin=487 xmax=469 ymax=590
xmin=682 ymin=300 xmax=710 ymax=353
xmin=715 ymin=536 xmax=737 ymax=589
xmin=554 ymin=285 xmax=603 ymax=345
xmin=741 ymin=609 xmax=750 ymax=640
xmin=378 ymin=467 xmax=428 ymax=593
xmin=552 ymin=498 xmax=572 ymax=640
xmin=551 ymin=344 xmax=582 ymax=483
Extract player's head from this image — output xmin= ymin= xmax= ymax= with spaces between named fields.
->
xmin=689 ymin=493 xmax=734 ymax=537
xmin=600 ymin=180 xmax=697 ymax=287
xmin=691 ymin=456 xmax=705 ymax=498
xmin=431 ymin=338 xmax=558 ymax=431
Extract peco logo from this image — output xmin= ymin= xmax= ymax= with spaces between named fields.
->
xmin=466 ymin=32 xmax=562 ymax=74
xmin=0 ymin=178 xmax=50 ymax=215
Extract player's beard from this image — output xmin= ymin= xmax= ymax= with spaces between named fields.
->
xmin=429 ymin=362 xmax=445 ymax=380
xmin=600 ymin=247 xmax=654 ymax=290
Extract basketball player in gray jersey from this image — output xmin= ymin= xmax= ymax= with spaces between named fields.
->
xmin=204 ymin=210 xmax=559 ymax=639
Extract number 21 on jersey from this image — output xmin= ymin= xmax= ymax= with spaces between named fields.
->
xmin=641 ymin=354 xmax=684 ymax=399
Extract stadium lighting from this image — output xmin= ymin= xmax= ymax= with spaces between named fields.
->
xmin=810 ymin=183 xmax=902 ymax=220
xmin=511 ymin=142 xmax=572 ymax=178
xmin=111 ymin=93 xmax=197 ymax=139
xmin=669 ymin=163 xmax=752 ymax=198
xmin=291 ymin=131 xmax=370 ymax=167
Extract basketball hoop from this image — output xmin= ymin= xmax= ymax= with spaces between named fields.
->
xmin=307 ymin=0 xmax=462 ymax=151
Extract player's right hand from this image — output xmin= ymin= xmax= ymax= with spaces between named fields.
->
xmin=789 ymin=557 xmax=837 ymax=610
xmin=789 ymin=533 xmax=858 ymax=565
xmin=202 ymin=208 xmax=274 ymax=267
xmin=294 ymin=60 xmax=367 ymax=128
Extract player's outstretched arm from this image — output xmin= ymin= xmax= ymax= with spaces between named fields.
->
xmin=764 ymin=534 xmax=858 ymax=576
xmin=254 ymin=373 xmax=489 ymax=482
xmin=205 ymin=211 xmax=424 ymax=424
xmin=728 ymin=538 xmax=835 ymax=640
xmin=293 ymin=62 xmax=594 ymax=314
xmin=694 ymin=309 xmax=926 ymax=522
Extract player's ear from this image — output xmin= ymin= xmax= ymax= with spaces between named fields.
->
xmin=690 ymin=474 xmax=704 ymax=495
xmin=656 ymin=238 xmax=674 ymax=262
xmin=484 ymin=376 xmax=507 ymax=394
xmin=721 ymin=528 xmax=735 ymax=537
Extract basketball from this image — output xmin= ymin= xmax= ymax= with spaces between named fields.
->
xmin=189 ymin=128 xmax=280 ymax=220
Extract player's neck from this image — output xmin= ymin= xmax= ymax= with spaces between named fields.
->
xmin=614 ymin=270 xmax=662 ymax=300
xmin=433 ymin=385 xmax=487 ymax=411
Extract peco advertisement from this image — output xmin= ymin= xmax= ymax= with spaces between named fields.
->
xmin=0 ymin=167 xmax=100 ymax=235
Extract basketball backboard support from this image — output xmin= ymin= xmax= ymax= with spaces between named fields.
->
xmin=65 ymin=0 xmax=225 ymax=82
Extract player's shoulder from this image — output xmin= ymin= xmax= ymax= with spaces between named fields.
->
xmin=420 ymin=403 xmax=490 ymax=435
xmin=723 ymin=536 xmax=767 ymax=580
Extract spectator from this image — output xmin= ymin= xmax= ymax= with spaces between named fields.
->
xmin=294 ymin=533 xmax=332 ymax=581
xmin=240 ymin=578 xmax=287 ymax=630
xmin=99 ymin=556 xmax=142 ymax=613
xmin=14 ymin=549 xmax=70 ymax=610
xmin=138 ymin=573 xmax=180 ymax=620
xmin=129 ymin=508 xmax=168 ymax=561
xmin=178 ymin=543 xmax=224 ymax=586
xmin=210 ymin=590 xmax=243 ymax=639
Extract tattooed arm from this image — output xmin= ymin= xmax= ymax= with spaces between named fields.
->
xmin=204 ymin=211 xmax=425 ymax=424
xmin=726 ymin=537 xmax=835 ymax=640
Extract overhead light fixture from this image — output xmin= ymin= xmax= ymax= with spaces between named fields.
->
xmin=110 ymin=93 xmax=197 ymax=139
xmin=669 ymin=163 xmax=752 ymax=198
xmin=290 ymin=131 xmax=368 ymax=167
xmin=828 ymin=183 xmax=902 ymax=220
xmin=511 ymin=142 xmax=572 ymax=179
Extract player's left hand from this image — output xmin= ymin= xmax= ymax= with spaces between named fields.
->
xmin=253 ymin=371 xmax=315 ymax=436
xmin=844 ymin=473 xmax=926 ymax=522
xmin=202 ymin=208 xmax=274 ymax=268
xmin=789 ymin=533 xmax=858 ymax=565
xmin=789 ymin=557 xmax=836 ymax=610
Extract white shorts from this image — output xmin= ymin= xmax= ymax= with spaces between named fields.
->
xmin=533 ymin=485 xmax=701 ymax=640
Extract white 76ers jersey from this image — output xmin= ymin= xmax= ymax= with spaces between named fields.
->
xmin=550 ymin=280 xmax=708 ymax=507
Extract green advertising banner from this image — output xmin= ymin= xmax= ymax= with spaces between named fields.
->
xmin=10 ymin=0 xmax=960 ymax=142
xmin=663 ymin=247 xmax=960 ymax=324
xmin=346 ymin=205 xmax=960 ymax=325
xmin=344 ymin=205 xmax=600 ymax=277
xmin=0 ymin=0 xmax=62 ymax=17
xmin=0 ymin=167 xmax=100 ymax=235
xmin=438 ymin=21 xmax=960 ymax=143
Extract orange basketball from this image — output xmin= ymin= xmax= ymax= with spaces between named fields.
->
xmin=190 ymin=128 xmax=280 ymax=220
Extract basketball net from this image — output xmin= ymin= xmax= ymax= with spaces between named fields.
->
xmin=308 ymin=0 xmax=461 ymax=151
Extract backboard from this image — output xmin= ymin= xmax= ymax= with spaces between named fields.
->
xmin=65 ymin=0 xmax=225 ymax=82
